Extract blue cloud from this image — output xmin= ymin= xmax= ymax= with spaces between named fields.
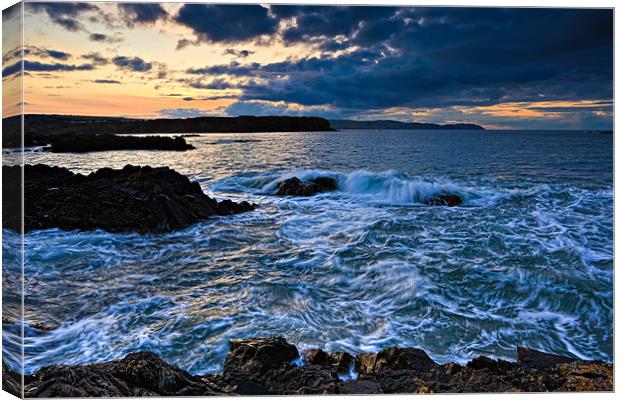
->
xmin=26 ymin=2 xmax=100 ymax=32
xmin=3 ymin=60 xmax=95 ymax=77
xmin=181 ymin=7 xmax=612 ymax=129
xmin=118 ymin=3 xmax=167 ymax=25
xmin=112 ymin=56 xmax=152 ymax=72
xmin=175 ymin=4 xmax=278 ymax=42
xmin=158 ymin=108 xmax=212 ymax=119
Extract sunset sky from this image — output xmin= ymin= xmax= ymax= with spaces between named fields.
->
xmin=2 ymin=3 xmax=614 ymax=129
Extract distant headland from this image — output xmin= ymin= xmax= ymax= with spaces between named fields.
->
xmin=330 ymin=119 xmax=485 ymax=130
xmin=2 ymin=114 xmax=486 ymax=150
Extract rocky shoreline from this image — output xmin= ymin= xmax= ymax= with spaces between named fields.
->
xmin=2 ymin=164 xmax=255 ymax=234
xmin=2 ymin=336 xmax=612 ymax=397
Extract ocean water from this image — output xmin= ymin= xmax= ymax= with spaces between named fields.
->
xmin=2 ymin=129 xmax=613 ymax=375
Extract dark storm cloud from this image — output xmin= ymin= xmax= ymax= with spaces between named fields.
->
xmin=3 ymin=60 xmax=95 ymax=77
xmin=175 ymin=4 xmax=278 ymax=42
xmin=183 ymin=7 xmax=612 ymax=128
xmin=26 ymin=2 xmax=100 ymax=32
xmin=118 ymin=3 xmax=168 ymax=25
xmin=272 ymin=5 xmax=399 ymax=47
xmin=112 ymin=56 xmax=152 ymax=72
xmin=2 ymin=3 xmax=20 ymax=22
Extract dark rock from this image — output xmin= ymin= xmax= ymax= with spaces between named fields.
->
xmin=329 ymin=351 xmax=354 ymax=374
xmin=517 ymin=347 xmax=578 ymax=369
xmin=276 ymin=176 xmax=338 ymax=196
xmin=425 ymin=193 xmax=463 ymax=206
xmin=373 ymin=347 xmax=437 ymax=373
xmin=224 ymin=337 xmax=299 ymax=376
xmin=337 ymin=379 xmax=383 ymax=394
xmin=214 ymin=199 xmax=255 ymax=215
xmin=3 ymin=339 xmax=612 ymax=396
xmin=2 ymin=361 xmax=23 ymax=397
xmin=355 ymin=352 xmax=378 ymax=375
xmin=305 ymin=349 xmax=353 ymax=374
xmin=467 ymin=356 xmax=499 ymax=371
xmin=262 ymin=364 xmax=339 ymax=395
xmin=46 ymin=133 xmax=194 ymax=153
xmin=23 ymin=352 xmax=221 ymax=397
xmin=2 ymin=164 xmax=256 ymax=234
xmin=443 ymin=362 xmax=463 ymax=376
xmin=551 ymin=362 xmax=613 ymax=391
xmin=311 ymin=177 xmax=338 ymax=192
xmin=305 ymin=349 xmax=330 ymax=366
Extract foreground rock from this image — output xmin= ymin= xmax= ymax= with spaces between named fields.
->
xmin=2 ymin=164 xmax=255 ymax=234
xmin=276 ymin=177 xmax=338 ymax=196
xmin=5 ymin=337 xmax=611 ymax=396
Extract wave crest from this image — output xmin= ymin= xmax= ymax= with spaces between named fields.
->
xmin=223 ymin=169 xmax=467 ymax=206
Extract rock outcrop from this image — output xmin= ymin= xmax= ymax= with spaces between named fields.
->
xmin=5 ymin=337 xmax=612 ymax=397
xmin=46 ymin=133 xmax=195 ymax=153
xmin=276 ymin=177 xmax=338 ymax=196
xmin=2 ymin=164 xmax=255 ymax=234
xmin=424 ymin=193 xmax=463 ymax=206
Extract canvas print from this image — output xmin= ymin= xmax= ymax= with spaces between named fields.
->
xmin=1 ymin=2 xmax=614 ymax=397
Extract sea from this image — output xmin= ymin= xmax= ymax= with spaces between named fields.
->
xmin=2 ymin=129 xmax=613 ymax=375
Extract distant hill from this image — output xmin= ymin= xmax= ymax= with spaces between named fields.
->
xmin=2 ymin=114 xmax=335 ymax=147
xmin=330 ymin=119 xmax=485 ymax=130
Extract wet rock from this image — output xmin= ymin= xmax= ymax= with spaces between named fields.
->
xmin=443 ymin=362 xmax=463 ymax=376
xmin=303 ymin=349 xmax=354 ymax=374
xmin=23 ymin=352 xmax=221 ymax=397
xmin=2 ymin=316 xmax=60 ymax=332
xmin=329 ymin=351 xmax=354 ymax=374
xmin=551 ymin=362 xmax=613 ymax=391
xmin=517 ymin=347 xmax=578 ymax=369
xmin=263 ymin=364 xmax=339 ymax=395
xmin=224 ymin=336 xmax=299 ymax=376
xmin=276 ymin=176 xmax=338 ymax=196
xmin=203 ymin=371 xmax=271 ymax=395
xmin=373 ymin=347 xmax=437 ymax=373
xmin=355 ymin=352 xmax=378 ymax=375
xmin=305 ymin=349 xmax=330 ymax=366
xmin=337 ymin=379 xmax=383 ymax=394
xmin=5 ymin=339 xmax=612 ymax=396
xmin=2 ymin=361 xmax=23 ymax=397
xmin=468 ymin=356 xmax=500 ymax=371
xmin=213 ymin=199 xmax=255 ymax=215
xmin=425 ymin=193 xmax=463 ymax=206
xmin=2 ymin=164 xmax=256 ymax=234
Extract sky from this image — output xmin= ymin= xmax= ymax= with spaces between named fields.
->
xmin=1 ymin=3 xmax=614 ymax=129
